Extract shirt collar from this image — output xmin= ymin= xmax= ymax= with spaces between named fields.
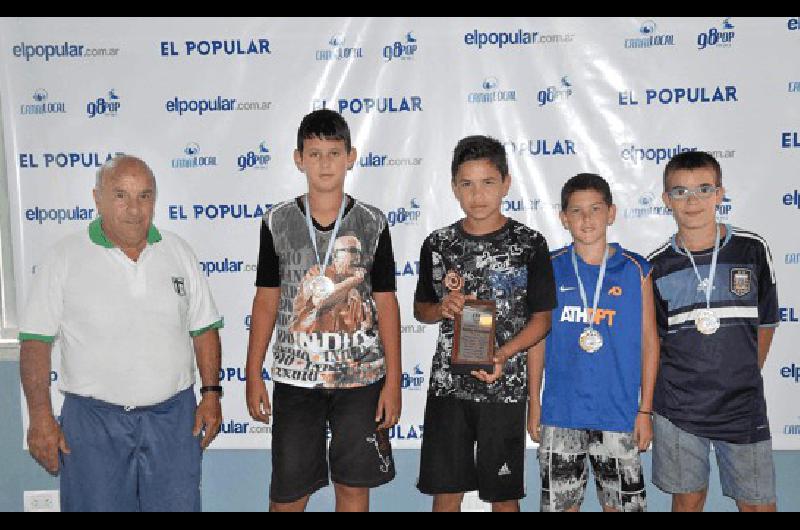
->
xmin=670 ymin=223 xmax=732 ymax=256
xmin=88 ymin=217 xmax=162 ymax=248
xmin=569 ymin=242 xmax=624 ymax=268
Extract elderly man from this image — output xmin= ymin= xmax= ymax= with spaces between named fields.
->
xmin=18 ymin=155 xmax=223 ymax=512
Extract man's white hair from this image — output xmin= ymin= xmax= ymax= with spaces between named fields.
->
xmin=95 ymin=155 xmax=156 ymax=191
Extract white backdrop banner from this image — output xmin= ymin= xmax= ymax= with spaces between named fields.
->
xmin=2 ymin=17 xmax=799 ymax=449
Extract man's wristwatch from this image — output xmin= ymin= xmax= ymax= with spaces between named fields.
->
xmin=200 ymin=385 xmax=223 ymax=396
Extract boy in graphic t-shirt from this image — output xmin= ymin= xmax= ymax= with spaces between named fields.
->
xmin=414 ymin=135 xmax=556 ymax=512
xmin=245 ymin=109 xmax=401 ymax=512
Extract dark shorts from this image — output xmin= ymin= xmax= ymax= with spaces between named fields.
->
xmin=270 ymin=378 xmax=395 ymax=503
xmin=417 ymin=394 xmax=527 ymax=503
xmin=59 ymin=387 xmax=202 ymax=512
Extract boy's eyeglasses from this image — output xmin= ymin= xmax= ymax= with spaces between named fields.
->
xmin=667 ymin=184 xmax=719 ymax=200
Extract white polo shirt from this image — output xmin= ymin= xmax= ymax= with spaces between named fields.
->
xmin=19 ymin=218 xmax=223 ymax=407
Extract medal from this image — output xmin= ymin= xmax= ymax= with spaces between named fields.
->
xmin=304 ymin=194 xmax=346 ymax=300
xmin=444 ymin=270 xmax=464 ymax=292
xmin=694 ymin=308 xmax=720 ymax=335
xmin=310 ymin=275 xmax=335 ymax=299
xmin=571 ymin=245 xmax=610 ymax=354
xmin=579 ymin=327 xmax=604 ymax=353
xmin=680 ymin=224 xmax=721 ymax=336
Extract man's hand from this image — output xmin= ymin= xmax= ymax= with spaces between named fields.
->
xmin=246 ymin=378 xmax=271 ymax=424
xmin=193 ymin=393 xmax=222 ymax=449
xmin=528 ymin=400 xmax=542 ymax=443
xmin=471 ymin=346 xmax=511 ymax=384
xmin=375 ymin=382 xmax=401 ymax=431
xmin=27 ymin=414 xmax=69 ymax=475
xmin=632 ymin=413 xmax=653 ymax=452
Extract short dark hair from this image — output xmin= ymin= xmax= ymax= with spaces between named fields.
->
xmin=561 ymin=173 xmax=613 ymax=211
xmin=451 ymin=135 xmax=508 ymax=182
xmin=297 ymin=109 xmax=351 ymax=152
xmin=663 ymin=151 xmax=721 ymax=190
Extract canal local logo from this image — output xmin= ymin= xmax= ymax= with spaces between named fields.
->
xmin=20 ymin=88 xmax=66 ymax=116
xmin=172 ymin=142 xmax=217 ymax=169
xmin=467 ymin=76 xmax=517 ymax=104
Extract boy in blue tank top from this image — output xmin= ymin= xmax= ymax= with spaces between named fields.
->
xmin=529 ymin=173 xmax=660 ymax=512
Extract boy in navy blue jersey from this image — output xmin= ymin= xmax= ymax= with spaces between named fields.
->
xmin=648 ymin=151 xmax=779 ymax=512
xmin=529 ymin=173 xmax=659 ymax=512
xmin=414 ymin=135 xmax=556 ymax=512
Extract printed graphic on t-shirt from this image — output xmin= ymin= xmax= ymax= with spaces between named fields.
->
xmin=288 ymin=235 xmax=381 ymax=387
xmin=290 ymin=235 xmax=375 ymax=335
xmin=417 ymin=220 xmax=555 ymax=403
xmin=265 ymin=198 xmax=388 ymax=389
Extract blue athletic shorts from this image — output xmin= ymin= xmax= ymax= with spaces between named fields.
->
xmin=59 ymin=386 xmax=202 ymax=511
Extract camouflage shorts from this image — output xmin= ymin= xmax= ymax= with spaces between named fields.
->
xmin=537 ymin=426 xmax=646 ymax=512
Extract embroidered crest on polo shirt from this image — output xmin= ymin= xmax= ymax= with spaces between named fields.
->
xmin=730 ymin=267 xmax=752 ymax=297
xmin=172 ymin=276 xmax=186 ymax=296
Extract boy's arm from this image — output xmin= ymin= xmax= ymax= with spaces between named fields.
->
xmin=527 ymin=339 xmax=546 ymax=442
xmin=498 ymin=310 xmax=552 ymax=362
xmin=634 ymin=274 xmax=659 ymax=451
xmin=473 ymin=310 xmax=552 ymax=383
xmin=475 ymin=236 xmax=556 ymax=383
xmin=370 ymin=221 xmax=401 ymax=429
xmin=756 ymin=238 xmax=779 ymax=371
xmin=245 ymin=287 xmax=281 ymax=423
xmin=413 ymin=236 xmax=466 ymax=324
xmin=639 ymin=274 xmax=659 ymax=413
xmin=758 ymin=328 xmax=775 ymax=370
xmin=414 ymin=301 xmax=443 ymax=324
xmin=374 ymin=291 xmax=402 ymax=430
xmin=414 ymin=293 xmax=471 ymax=324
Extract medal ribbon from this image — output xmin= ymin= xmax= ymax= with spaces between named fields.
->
xmin=571 ymin=244 xmax=609 ymax=331
xmin=680 ymin=223 xmax=720 ymax=310
xmin=304 ymin=194 xmax=347 ymax=276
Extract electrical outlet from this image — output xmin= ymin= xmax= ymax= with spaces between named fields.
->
xmin=23 ymin=490 xmax=60 ymax=512
xmin=461 ymin=491 xmax=490 ymax=512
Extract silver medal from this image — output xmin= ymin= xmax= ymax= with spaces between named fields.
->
xmin=304 ymin=194 xmax=347 ymax=302
xmin=571 ymin=245 xmax=610 ymax=355
xmin=310 ymin=275 xmax=335 ymax=299
xmin=579 ymin=327 xmax=604 ymax=353
xmin=680 ymin=224 xmax=722 ymax=337
xmin=694 ymin=308 xmax=720 ymax=335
